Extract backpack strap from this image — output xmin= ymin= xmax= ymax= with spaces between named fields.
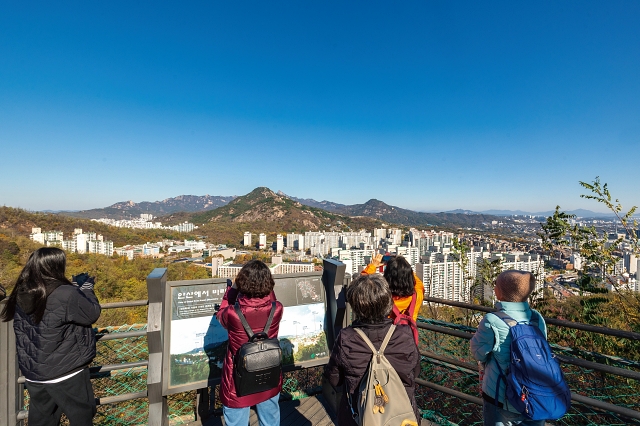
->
xmin=353 ymin=325 xmax=396 ymax=362
xmin=392 ymin=293 xmax=417 ymax=323
xmin=492 ymin=309 xmax=541 ymax=328
xmin=529 ymin=310 xmax=541 ymax=328
xmin=233 ymin=301 xmax=277 ymax=339
xmin=490 ymin=311 xmax=518 ymax=328
xmin=262 ymin=302 xmax=277 ymax=334
xmin=407 ymin=292 xmax=417 ymax=318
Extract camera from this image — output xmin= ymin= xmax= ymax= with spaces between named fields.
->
xmin=73 ymin=273 xmax=94 ymax=286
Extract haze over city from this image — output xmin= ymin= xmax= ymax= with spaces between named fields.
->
xmin=1 ymin=1 xmax=639 ymax=213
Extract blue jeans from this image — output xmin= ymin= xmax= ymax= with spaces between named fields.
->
xmin=223 ymin=394 xmax=280 ymax=426
xmin=483 ymin=401 xmax=546 ymax=426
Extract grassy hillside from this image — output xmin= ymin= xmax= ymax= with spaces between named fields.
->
xmin=0 ymin=206 xmax=187 ymax=246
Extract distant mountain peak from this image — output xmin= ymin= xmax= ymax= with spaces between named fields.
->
xmin=61 ymin=194 xmax=236 ymax=220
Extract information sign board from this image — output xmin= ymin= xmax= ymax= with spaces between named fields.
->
xmin=162 ymin=272 xmax=330 ymax=395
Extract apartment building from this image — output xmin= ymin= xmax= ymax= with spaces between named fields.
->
xmin=338 ymin=248 xmax=376 ymax=275
xmin=271 ymin=262 xmax=315 ymax=274
xmin=276 ymin=235 xmax=284 ymax=253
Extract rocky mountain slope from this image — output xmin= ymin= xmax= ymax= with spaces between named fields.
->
xmin=62 ymin=195 xmax=236 ymax=220
xmin=161 ymin=187 xmax=384 ymax=244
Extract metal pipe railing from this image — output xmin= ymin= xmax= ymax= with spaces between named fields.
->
xmin=100 ymin=299 xmax=148 ymax=309
xmin=417 ymin=298 xmax=640 ymax=423
xmin=7 ymin=282 xmax=639 ymax=424
xmin=423 ymin=296 xmax=640 ymax=340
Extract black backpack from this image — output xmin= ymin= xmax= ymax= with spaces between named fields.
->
xmin=233 ymin=301 xmax=282 ymax=396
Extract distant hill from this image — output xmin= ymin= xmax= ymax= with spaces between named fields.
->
xmin=278 ymin=191 xmax=347 ymax=212
xmin=477 ymin=209 xmax=615 ymax=218
xmin=0 ymin=206 xmax=185 ymax=247
xmin=332 ymin=199 xmax=510 ymax=229
xmin=61 ymin=195 xmax=236 ymax=220
xmin=160 ymin=187 xmax=384 ymax=245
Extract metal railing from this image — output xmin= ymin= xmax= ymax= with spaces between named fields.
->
xmin=416 ymin=296 xmax=640 ymax=424
xmin=11 ymin=299 xmax=151 ymax=422
xmin=3 ymin=288 xmax=639 ymax=425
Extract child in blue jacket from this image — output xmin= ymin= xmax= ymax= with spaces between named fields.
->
xmin=470 ymin=270 xmax=547 ymax=426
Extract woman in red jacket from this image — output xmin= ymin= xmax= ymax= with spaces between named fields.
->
xmin=217 ymin=260 xmax=284 ymax=426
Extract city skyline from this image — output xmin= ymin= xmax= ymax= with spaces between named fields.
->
xmin=1 ymin=1 xmax=639 ymax=212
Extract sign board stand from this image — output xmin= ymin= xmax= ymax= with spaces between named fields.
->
xmin=145 ymin=260 xmax=347 ymax=423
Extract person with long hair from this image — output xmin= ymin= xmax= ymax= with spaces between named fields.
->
xmin=1 ymin=247 xmax=101 ymax=426
xmin=362 ymin=254 xmax=424 ymax=321
xmin=216 ymin=259 xmax=284 ymax=426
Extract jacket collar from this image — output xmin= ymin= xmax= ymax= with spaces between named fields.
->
xmin=352 ymin=318 xmax=393 ymax=329
xmin=495 ymin=301 xmax=530 ymax=313
xmin=236 ymin=292 xmax=275 ymax=308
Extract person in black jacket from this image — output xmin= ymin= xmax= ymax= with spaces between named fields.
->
xmin=1 ymin=247 xmax=101 ymax=426
xmin=324 ymin=273 xmax=421 ymax=425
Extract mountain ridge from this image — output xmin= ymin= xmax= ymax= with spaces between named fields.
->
xmin=60 ymin=195 xmax=236 ymax=220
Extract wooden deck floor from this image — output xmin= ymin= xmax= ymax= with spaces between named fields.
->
xmin=189 ymin=394 xmax=435 ymax=426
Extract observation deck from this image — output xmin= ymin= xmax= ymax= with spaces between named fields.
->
xmin=1 ymin=260 xmax=639 ymax=426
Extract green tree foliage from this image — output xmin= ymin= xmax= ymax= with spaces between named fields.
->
xmin=0 ymin=206 xmax=186 ymax=247
xmin=532 ymin=177 xmax=640 ymax=359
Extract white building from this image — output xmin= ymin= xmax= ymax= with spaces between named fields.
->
xmin=43 ymin=231 xmax=64 ymax=244
xmin=338 ymin=249 xmax=375 ymax=275
xmin=286 ymin=233 xmax=305 ymax=250
xmin=243 ymin=232 xmax=252 ymax=247
xmin=276 ymin=235 xmax=284 ymax=253
xmin=417 ymin=255 xmax=467 ymax=302
xmin=624 ymin=252 xmax=637 ymax=275
xmin=184 ymin=240 xmax=207 ymax=251
xmin=62 ymin=239 xmax=77 ymax=252
xmin=30 ymin=228 xmax=45 ymax=245
xmin=271 ymin=262 xmax=315 ymax=274
xmin=88 ymin=240 xmax=114 ymax=256
xmin=115 ymin=247 xmax=135 ymax=260
xmin=259 ymin=233 xmax=267 ymax=250
xmin=170 ymin=222 xmax=196 ymax=233
xmin=217 ymin=263 xmax=244 ymax=279
xmin=393 ymin=246 xmax=420 ymax=268
xmin=209 ymin=256 xmax=226 ymax=277
xmin=570 ymin=253 xmax=583 ymax=271
xmin=75 ymin=233 xmax=89 ymax=254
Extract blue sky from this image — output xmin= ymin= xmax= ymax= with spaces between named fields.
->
xmin=1 ymin=1 xmax=639 ymax=213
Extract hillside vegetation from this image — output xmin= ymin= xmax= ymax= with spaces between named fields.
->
xmin=0 ymin=206 xmax=186 ymax=246
xmin=160 ymin=187 xmax=385 ymax=245
xmin=0 ymin=234 xmax=210 ymax=326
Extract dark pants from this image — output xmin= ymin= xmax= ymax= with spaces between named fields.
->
xmin=25 ymin=369 xmax=96 ymax=426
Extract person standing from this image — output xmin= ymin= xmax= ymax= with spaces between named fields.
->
xmin=470 ymin=270 xmax=549 ymax=426
xmin=1 ymin=247 xmax=101 ymax=426
xmin=324 ymin=274 xmax=421 ymax=425
xmin=362 ymin=254 xmax=424 ymax=322
xmin=217 ymin=260 xmax=284 ymax=426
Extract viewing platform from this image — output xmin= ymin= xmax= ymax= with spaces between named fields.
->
xmin=1 ymin=260 xmax=639 ymax=426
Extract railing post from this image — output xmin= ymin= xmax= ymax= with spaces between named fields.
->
xmin=147 ymin=268 xmax=168 ymax=426
xmin=0 ymin=300 xmax=24 ymax=426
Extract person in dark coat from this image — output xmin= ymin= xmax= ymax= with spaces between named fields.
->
xmin=325 ymin=273 xmax=421 ymax=425
xmin=1 ymin=247 xmax=101 ymax=426
xmin=217 ymin=260 xmax=284 ymax=426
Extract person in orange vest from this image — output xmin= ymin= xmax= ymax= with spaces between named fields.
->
xmin=361 ymin=253 xmax=424 ymax=329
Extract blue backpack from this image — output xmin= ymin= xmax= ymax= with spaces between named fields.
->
xmin=491 ymin=311 xmax=571 ymax=421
